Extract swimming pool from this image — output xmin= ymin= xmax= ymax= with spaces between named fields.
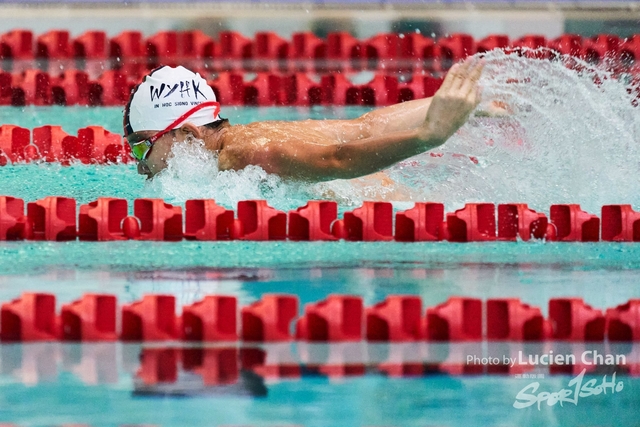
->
xmin=2 ymin=101 xmax=640 ymax=427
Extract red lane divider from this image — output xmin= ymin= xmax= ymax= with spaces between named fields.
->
xmin=0 ymin=70 xmax=443 ymax=107
xmin=1 ymin=32 xmax=638 ymax=106
xmin=1 ymin=292 xmax=639 ymax=343
xmin=0 ymin=125 xmax=132 ymax=165
xmin=2 ymin=29 xmax=639 ymax=75
xmin=5 ymin=196 xmax=640 ymax=242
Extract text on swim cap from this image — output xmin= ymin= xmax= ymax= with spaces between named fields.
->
xmin=149 ymin=80 xmax=208 ymax=102
xmin=154 ymin=101 xmax=203 ymax=109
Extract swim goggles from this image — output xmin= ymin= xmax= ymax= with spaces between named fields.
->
xmin=129 ymin=101 xmax=221 ymax=161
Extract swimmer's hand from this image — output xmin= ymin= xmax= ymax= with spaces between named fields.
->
xmin=420 ymin=60 xmax=484 ymax=146
xmin=475 ymin=100 xmax=511 ymax=117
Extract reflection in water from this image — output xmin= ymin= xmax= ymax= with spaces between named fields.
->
xmin=1 ymin=342 xmax=639 ymax=392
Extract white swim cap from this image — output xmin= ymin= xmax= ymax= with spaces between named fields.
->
xmin=124 ymin=66 xmax=221 ymax=135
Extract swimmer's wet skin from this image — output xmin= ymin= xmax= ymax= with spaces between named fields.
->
xmin=124 ymin=61 xmax=489 ymax=181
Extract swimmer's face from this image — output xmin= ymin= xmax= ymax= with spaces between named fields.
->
xmin=127 ymin=129 xmax=184 ymax=179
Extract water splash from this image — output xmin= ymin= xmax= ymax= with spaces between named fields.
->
xmin=149 ymin=50 xmax=640 ymax=213
xmin=144 ymin=135 xmax=290 ymax=209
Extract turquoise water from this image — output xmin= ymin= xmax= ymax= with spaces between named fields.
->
xmin=1 ymin=106 xmax=640 ymax=426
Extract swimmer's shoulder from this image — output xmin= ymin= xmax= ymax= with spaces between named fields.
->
xmin=217 ymin=119 xmax=324 ymax=172
xmin=217 ymin=124 xmax=253 ymax=171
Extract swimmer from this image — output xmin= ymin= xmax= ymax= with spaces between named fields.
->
xmin=124 ymin=62 xmax=500 ymax=181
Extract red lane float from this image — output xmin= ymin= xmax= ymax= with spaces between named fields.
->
xmin=548 ymin=298 xmax=605 ymax=341
xmin=333 ymin=201 xmax=393 ymax=241
xmin=78 ymin=198 xmax=128 ymax=241
xmin=395 ymin=202 xmax=444 ymax=242
xmin=486 ymin=298 xmax=550 ymax=341
xmin=0 ymin=30 xmax=33 ymax=64
xmin=477 ymin=34 xmax=510 ymax=53
xmin=0 ymin=196 xmax=28 ymax=240
xmin=424 ymin=297 xmax=483 ymax=341
xmin=27 ymin=196 xmax=76 ymax=241
xmin=436 ymin=33 xmax=475 ymax=71
xmin=549 ymin=204 xmax=600 ymax=242
xmin=288 ymin=200 xmax=338 ymax=241
xmin=121 ymin=294 xmax=178 ymax=341
xmin=0 ymin=125 xmax=30 ymax=164
xmin=183 ymin=295 xmax=238 ymax=341
xmin=290 ymin=32 xmax=325 ymax=73
xmin=445 ymin=203 xmax=496 ymax=242
xmin=606 ymin=299 xmax=640 ymax=341
xmin=0 ymin=293 xmax=57 ymax=341
xmin=236 ymin=199 xmax=287 ymax=241
xmin=366 ymin=295 xmax=422 ymax=341
xmin=241 ymin=294 xmax=298 ymax=341
xmin=601 ymin=204 xmax=640 ymax=242
xmin=60 ymin=294 xmax=118 ymax=341
xmin=184 ymin=199 xmax=234 ymax=241
xmin=133 ymin=198 xmax=183 ymax=241
xmin=497 ymin=203 xmax=548 ymax=241
xmin=32 ymin=125 xmax=72 ymax=162
xmin=296 ymin=295 xmax=363 ymax=341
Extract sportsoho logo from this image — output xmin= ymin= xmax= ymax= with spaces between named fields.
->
xmin=513 ymin=368 xmax=624 ymax=410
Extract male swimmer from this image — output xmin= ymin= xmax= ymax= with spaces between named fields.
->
xmin=124 ymin=61 xmax=490 ymax=182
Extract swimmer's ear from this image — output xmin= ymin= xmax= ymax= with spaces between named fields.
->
xmin=178 ymin=122 xmax=202 ymax=139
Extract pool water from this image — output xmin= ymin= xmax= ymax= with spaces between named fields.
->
xmin=1 ymin=103 xmax=640 ymax=426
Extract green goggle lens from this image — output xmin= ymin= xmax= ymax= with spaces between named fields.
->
xmin=130 ymin=140 xmax=152 ymax=161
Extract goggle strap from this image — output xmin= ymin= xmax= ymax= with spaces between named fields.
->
xmin=149 ymin=101 xmax=221 ymax=144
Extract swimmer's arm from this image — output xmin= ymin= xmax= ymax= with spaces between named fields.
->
xmin=220 ymin=61 xmax=483 ymax=181
xmin=250 ymin=127 xmax=446 ymax=181
xmin=354 ymin=97 xmax=435 ymax=137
